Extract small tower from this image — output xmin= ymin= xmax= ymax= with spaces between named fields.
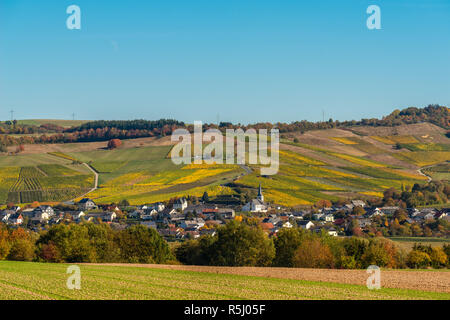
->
xmin=257 ymin=183 xmax=264 ymax=202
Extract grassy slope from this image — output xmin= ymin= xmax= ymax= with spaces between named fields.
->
xmin=0 ymin=261 xmax=447 ymax=300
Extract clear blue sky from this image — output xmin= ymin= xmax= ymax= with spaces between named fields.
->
xmin=1 ymin=0 xmax=449 ymax=124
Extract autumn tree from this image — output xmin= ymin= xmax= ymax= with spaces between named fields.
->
xmin=293 ymin=238 xmax=335 ymax=268
xmin=107 ymin=139 xmax=122 ymax=149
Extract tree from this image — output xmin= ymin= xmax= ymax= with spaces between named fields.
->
xmin=273 ymin=228 xmax=304 ymax=267
xmin=118 ymin=199 xmax=130 ymax=207
xmin=107 ymin=139 xmax=122 ymax=149
xmin=352 ymin=206 xmax=366 ymax=216
xmin=8 ymin=239 xmax=34 ymax=261
xmin=116 ymin=225 xmax=172 ymax=264
xmin=293 ymin=238 xmax=335 ymax=268
xmin=39 ymin=242 xmax=62 ymax=262
xmin=202 ymin=192 xmax=210 ymax=203
xmin=315 ymin=200 xmax=332 ymax=209
xmin=209 ymin=221 xmax=275 ymax=267
xmin=0 ymin=228 xmax=11 ymax=260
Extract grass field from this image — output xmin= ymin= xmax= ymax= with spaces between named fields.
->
xmin=0 ymin=261 xmax=448 ymax=300
xmin=422 ymin=163 xmax=450 ymax=181
xmin=389 ymin=237 xmax=450 ymax=252
xmin=16 ymin=119 xmax=89 ymax=128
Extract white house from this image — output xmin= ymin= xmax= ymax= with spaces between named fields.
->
xmin=78 ymin=198 xmax=97 ymax=211
xmin=351 ymin=200 xmax=366 ymax=208
xmin=153 ymin=202 xmax=165 ymax=212
xmin=34 ymin=206 xmax=55 ymax=218
xmin=173 ymin=198 xmax=188 ymax=211
xmin=8 ymin=213 xmax=23 ymax=225
xmin=70 ymin=211 xmax=85 ymax=221
xmin=282 ymin=221 xmax=293 ymax=228
xmin=324 ymin=214 xmax=335 ymax=223
xmin=367 ymin=208 xmax=385 ymax=218
xmin=181 ymin=218 xmax=205 ymax=230
xmin=298 ymin=221 xmax=314 ymax=230
xmin=142 ymin=209 xmax=158 ymax=220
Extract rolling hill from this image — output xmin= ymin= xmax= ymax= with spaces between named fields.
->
xmin=0 ymin=122 xmax=448 ymax=206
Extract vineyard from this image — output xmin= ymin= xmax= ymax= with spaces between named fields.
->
xmin=3 ymin=164 xmax=94 ymax=204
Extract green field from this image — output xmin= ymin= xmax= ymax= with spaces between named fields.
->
xmin=389 ymin=237 xmax=450 ymax=252
xmin=16 ymin=119 xmax=89 ymax=128
xmin=422 ymin=163 xmax=450 ymax=181
xmin=0 ymin=261 xmax=447 ymax=300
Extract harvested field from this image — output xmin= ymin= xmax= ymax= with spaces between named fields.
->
xmin=349 ymin=123 xmax=447 ymax=137
xmin=8 ymin=136 xmax=174 ymax=155
xmin=87 ymin=263 xmax=450 ymax=294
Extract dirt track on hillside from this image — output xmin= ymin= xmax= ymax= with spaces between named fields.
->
xmin=85 ymin=263 xmax=450 ymax=293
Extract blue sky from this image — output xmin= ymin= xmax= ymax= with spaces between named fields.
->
xmin=1 ymin=0 xmax=449 ymax=124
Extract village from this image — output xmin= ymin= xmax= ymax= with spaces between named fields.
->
xmin=1 ymin=185 xmax=449 ymax=241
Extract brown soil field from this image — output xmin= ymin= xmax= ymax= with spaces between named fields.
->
xmin=85 ymin=263 xmax=450 ymax=293
xmin=9 ymin=136 xmax=175 ymax=155
xmin=365 ymin=153 xmax=418 ymax=169
xmin=350 ymin=123 xmax=446 ymax=138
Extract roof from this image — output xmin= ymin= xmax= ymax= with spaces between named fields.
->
xmin=250 ymin=199 xmax=266 ymax=206
xmin=79 ymin=198 xmax=94 ymax=204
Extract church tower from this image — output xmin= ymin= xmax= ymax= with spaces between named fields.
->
xmin=257 ymin=183 xmax=264 ymax=202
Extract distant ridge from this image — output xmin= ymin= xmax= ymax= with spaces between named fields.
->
xmin=16 ymin=119 xmax=90 ymax=128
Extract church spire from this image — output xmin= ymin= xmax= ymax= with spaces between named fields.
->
xmin=257 ymin=183 xmax=264 ymax=202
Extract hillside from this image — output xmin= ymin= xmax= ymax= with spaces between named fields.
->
xmin=0 ymin=121 xmax=448 ymax=206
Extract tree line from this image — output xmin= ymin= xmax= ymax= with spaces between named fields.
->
xmin=0 ymin=105 xmax=448 ymax=147
xmin=0 ymin=223 xmax=173 ymax=264
xmin=1 ymin=220 xmax=449 ymax=269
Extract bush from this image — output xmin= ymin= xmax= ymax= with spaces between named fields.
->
xmin=407 ymin=250 xmax=431 ymax=269
xmin=429 ymin=247 xmax=448 ymax=269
